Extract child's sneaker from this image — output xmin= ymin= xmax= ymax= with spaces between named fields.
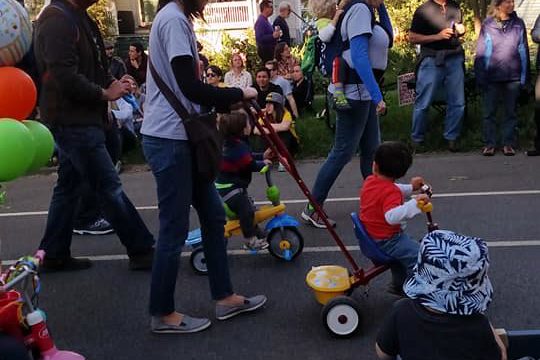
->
xmin=333 ymin=91 xmax=351 ymax=111
xmin=301 ymin=204 xmax=336 ymax=229
xmin=243 ymin=237 xmax=269 ymax=251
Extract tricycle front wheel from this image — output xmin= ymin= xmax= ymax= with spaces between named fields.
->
xmin=267 ymin=227 xmax=304 ymax=261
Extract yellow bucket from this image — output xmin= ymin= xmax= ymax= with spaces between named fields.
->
xmin=306 ymin=265 xmax=352 ymax=305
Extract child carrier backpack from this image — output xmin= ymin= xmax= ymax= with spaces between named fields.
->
xmin=316 ymin=0 xmax=375 ymax=78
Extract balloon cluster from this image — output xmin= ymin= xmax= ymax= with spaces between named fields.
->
xmin=0 ymin=0 xmax=55 ymax=183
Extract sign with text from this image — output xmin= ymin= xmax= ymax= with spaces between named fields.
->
xmin=397 ymin=72 xmax=416 ymax=107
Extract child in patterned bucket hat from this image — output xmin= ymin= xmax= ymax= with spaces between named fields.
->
xmin=376 ymin=231 xmax=507 ymax=360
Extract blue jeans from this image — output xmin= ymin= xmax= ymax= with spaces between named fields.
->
xmin=312 ymin=99 xmax=380 ymax=206
xmin=482 ymin=81 xmax=520 ymax=147
xmin=39 ymin=126 xmax=154 ymax=259
xmin=377 ymin=232 xmax=419 ymax=288
xmin=411 ymin=54 xmax=465 ymax=142
xmin=142 ymin=136 xmax=233 ymax=316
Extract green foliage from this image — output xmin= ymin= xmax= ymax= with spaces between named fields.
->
xmin=88 ymin=0 xmax=116 ymax=37
xmin=202 ymin=30 xmax=261 ymax=74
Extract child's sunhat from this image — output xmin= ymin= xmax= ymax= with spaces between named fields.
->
xmin=404 ymin=230 xmax=493 ymax=315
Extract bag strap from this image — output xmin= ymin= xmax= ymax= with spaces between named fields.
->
xmin=148 ymin=59 xmax=191 ymax=121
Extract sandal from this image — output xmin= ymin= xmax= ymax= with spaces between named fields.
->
xmin=503 ymin=146 xmax=515 ymax=156
xmin=482 ymin=147 xmax=495 ymax=156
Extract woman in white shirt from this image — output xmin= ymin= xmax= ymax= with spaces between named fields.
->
xmin=224 ymin=53 xmax=253 ymax=89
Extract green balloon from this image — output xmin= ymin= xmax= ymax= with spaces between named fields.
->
xmin=23 ymin=120 xmax=55 ymax=172
xmin=0 ymin=118 xmax=35 ymax=182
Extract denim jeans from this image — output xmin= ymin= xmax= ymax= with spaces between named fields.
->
xmin=311 ymin=98 xmax=380 ymax=206
xmin=377 ymin=232 xmax=419 ymax=288
xmin=411 ymin=54 xmax=465 ymax=142
xmin=142 ymin=136 xmax=233 ymax=316
xmin=482 ymin=81 xmax=521 ymax=147
xmin=39 ymin=126 xmax=154 ymax=259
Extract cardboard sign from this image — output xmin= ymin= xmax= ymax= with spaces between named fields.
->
xmin=397 ymin=72 xmax=416 ymax=107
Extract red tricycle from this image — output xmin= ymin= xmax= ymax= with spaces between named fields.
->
xmin=0 ymin=251 xmax=85 ymax=360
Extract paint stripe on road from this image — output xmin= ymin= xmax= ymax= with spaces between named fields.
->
xmin=3 ymin=240 xmax=540 ymax=266
xmin=2 ymin=190 xmax=540 ymax=218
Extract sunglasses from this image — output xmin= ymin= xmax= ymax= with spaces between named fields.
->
xmin=207 ymin=73 xmax=217 ymax=78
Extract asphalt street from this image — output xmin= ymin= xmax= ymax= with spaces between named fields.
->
xmin=1 ymin=153 xmax=540 ymax=360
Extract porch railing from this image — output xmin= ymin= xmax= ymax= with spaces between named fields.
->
xmin=201 ymin=1 xmax=255 ymax=30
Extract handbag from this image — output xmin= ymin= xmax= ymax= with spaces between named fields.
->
xmin=149 ymin=60 xmax=221 ymax=183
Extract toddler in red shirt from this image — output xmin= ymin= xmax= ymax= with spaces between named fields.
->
xmin=360 ymin=142 xmax=431 ymax=294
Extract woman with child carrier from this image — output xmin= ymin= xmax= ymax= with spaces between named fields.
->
xmin=141 ymin=0 xmax=266 ymax=334
xmin=302 ymin=0 xmax=393 ymax=229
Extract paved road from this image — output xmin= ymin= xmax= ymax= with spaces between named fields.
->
xmin=1 ymin=153 xmax=539 ymax=359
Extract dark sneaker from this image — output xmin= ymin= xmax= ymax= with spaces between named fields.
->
xmin=128 ymin=248 xmax=154 ymax=271
xmin=151 ymin=315 xmax=211 ymax=334
xmin=448 ymin=140 xmax=458 ymax=153
xmin=301 ymin=205 xmax=336 ymax=229
xmin=242 ymin=238 xmax=269 ymax=251
xmin=526 ymin=149 xmax=540 ymax=156
xmin=73 ymin=218 xmax=114 ymax=235
xmin=215 ymin=295 xmax=267 ymax=320
xmin=411 ymin=141 xmax=426 ymax=154
xmin=41 ymin=256 xmax=93 ymax=272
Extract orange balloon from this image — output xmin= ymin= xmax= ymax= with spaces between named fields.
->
xmin=0 ymin=67 xmax=37 ymax=120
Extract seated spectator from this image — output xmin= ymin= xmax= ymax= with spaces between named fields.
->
xmin=253 ymin=67 xmax=283 ymax=108
xmin=254 ymin=92 xmax=299 ymax=171
xmin=104 ymin=39 xmax=126 ymax=80
xmin=206 ymin=65 xmax=225 ymax=88
xmin=265 ymin=60 xmax=299 ymax=118
xmin=376 ymin=231 xmax=507 ymax=360
xmin=275 ymin=42 xmax=299 ymax=82
xmin=224 ymin=53 xmax=253 ymax=89
xmin=292 ymin=65 xmax=310 ymax=113
xmin=121 ymin=75 xmax=145 ymax=135
xmin=125 ymin=41 xmax=148 ymax=86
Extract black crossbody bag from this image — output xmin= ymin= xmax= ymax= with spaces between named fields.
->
xmin=149 ymin=60 xmax=221 ymax=183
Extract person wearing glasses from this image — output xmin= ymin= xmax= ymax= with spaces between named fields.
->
xmin=206 ymin=65 xmax=225 ymax=88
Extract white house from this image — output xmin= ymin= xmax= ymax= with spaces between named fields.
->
xmin=111 ymin=0 xmax=303 ymax=48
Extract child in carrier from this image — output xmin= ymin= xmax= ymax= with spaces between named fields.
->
xmin=359 ymin=141 xmax=431 ymax=293
xmin=308 ymin=0 xmax=350 ymax=110
xmin=216 ymin=110 xmax=272 ymax=251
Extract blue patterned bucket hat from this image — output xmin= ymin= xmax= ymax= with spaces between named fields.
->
xmin=404 ymin=230 xmax=493 ymax=315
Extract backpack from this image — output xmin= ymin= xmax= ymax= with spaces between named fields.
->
xmin=315 ymin=0 xmax=375 ymax=78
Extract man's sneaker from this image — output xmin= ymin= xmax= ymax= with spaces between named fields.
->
xmin=301 ymin=204 xmax=336 ymax=229
xmin=243 ymin=237 xmax=269 ymax=251
xmin=216 ymin=295 xmax=267 ymax=320
xmin=333 ymin=91 xmax=351 ymax=111
xmin=73 ymin=218 xmax=114 ymax=235
xmin=151 ymin=315 xmax=211 ymax=334
xmin=128 ymin=248 xmax=154 ymax=271
xmin=41 ymin=256 xmax=93 ymax=272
